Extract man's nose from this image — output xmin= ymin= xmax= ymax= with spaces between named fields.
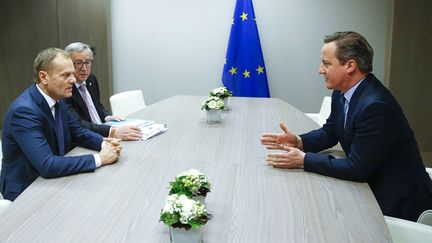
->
xmin=70 ymin=74 xmax=76 ymax=83
xmin=80 ymin=65 xmax=89 ymax=71
xmin=318 ymin=65 xmax=325 ymax=74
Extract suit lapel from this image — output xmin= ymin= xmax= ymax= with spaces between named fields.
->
xmin=86 ymin=78 xmax=104 ymax=120
xmin=345 ymin=75 xmax=370 ymax=131
xmin=58 ymin=99 xmax=71 ymax=152
xmin=29 ymin=84 xmax=56 ymax=129
xmin=342 ymin=74 xmax=372 ymax=149
xmin=29 ymin=84 xmax=63 ymax=154
xmin=86 ymin=79 xmax=98 ymax=107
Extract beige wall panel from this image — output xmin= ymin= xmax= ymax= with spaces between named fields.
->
xmin=0 ymin=0 xmax=59 ymax=128
xmin=58 ymin=0 xmax=112 ymax=111
xmin=389 ymin=0 xmax=432 ymax=155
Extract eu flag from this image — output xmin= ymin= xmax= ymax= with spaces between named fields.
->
xmin=222 ymin=0 xmax=270 ymax=97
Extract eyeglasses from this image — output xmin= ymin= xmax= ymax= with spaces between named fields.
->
xmin=73 ymin=60 xmax=93 ymax=68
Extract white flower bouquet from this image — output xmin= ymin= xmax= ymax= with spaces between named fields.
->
xmin=160 ymin=194 xmax=211 ymax=230
xmin=209 ymin=86 xmax=233 ymax=99
xmin=201 ymin=96 xmax=225 ymax=111
xmin=169 ymin=169 xmax=211 ymax=197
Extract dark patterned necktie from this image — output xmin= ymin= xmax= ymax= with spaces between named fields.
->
xmin=54 ymin=102 xmax=65 ymax=155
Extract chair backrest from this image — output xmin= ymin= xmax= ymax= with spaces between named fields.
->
xmin=0 ymin=199 xmax=12 ymax=215
xmin=318 ymin=96 xmax=332 ymax=126
xmin=109 ymin=90 xmax=146 ymax=117
xmin=385 ymin=216 xmax=432 ymax=243
xmin=426 ymin=167 xmax=432 ymax=179
xmin=418 ymin=210 xmax=432 ymax=226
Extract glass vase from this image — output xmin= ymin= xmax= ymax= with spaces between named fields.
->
xmin=206 ymin=109 xmax=221 ymax=123
xmin=192 ymin=195 xmax=206 ymax=204
xmin=222 ymin=97 xmax=229 ymax=110
xmin=170 ymin=227 xmax=202 ymax=243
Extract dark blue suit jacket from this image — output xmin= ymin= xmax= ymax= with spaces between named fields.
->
xmin=65 ymin=74 xmax=111 ymax=137
xmin=0 ymin=84 xmax=104 ymax=201
xmin=301 ymin=73 xmax=432 ymax=221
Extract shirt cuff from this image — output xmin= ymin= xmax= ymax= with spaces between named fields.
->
xmin=94 ymin=154 xmax=102 ymax=168
xmin=94 ymin=140 xmax=106 ymax=167
xmin=108 ymin=127 xmax=115 ymax=138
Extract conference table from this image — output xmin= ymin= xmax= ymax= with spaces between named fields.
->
xmin=0 ymin=96 xmax=392 ymax=242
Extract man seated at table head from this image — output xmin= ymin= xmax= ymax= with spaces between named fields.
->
xmin=64 ymin=42 xmax=142 ymax=141
xmin=0 ymin=48 xmax=122 ymax=201
xmin=261 ymin=31 xmax=432 ymax=221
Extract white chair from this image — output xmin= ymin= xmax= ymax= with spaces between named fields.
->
xmin=416 ymin=168 xmax=432 ymax=226
xmin=0 ymin=139 xmax=11 ymax=215
xmin=305 ymin=96 xmax=331 ymax=127
xmin=426 ymin=167 xmax=432 ymax=179
xmin=109 ymin=90 xmax=146 ymax=117
xmin=0 ymin=199 xmax=12 ymax=215
xmin=385 ymin=215 xmax=432 ymax=243
xmin=418 ymin=210 xmax=432 ymax=226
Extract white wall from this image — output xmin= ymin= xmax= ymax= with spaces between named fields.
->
xmin=111 ymin=0 xmax=391 ymax=112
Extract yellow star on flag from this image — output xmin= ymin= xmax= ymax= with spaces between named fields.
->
xmin=240 ymin=12 xmax=248 ymax=21
xmin=256 ymin=66 xmax=264 ymax=74
xmin=229 ymin=67 xmax=237 ymax=75
xmin=243 ymin=70 xmax=251 ymax=78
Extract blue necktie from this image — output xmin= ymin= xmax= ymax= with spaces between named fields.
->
xmin=342 ymin=96 xmax=349 ymax=129
xmin=54 ymin=102 xmax=65 ymax=155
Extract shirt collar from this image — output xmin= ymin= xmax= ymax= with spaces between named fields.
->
xmin=343 ymin=76 xmax=366 ymax=102
xmin=74 ymin=81 xmax=87 ymax=89
xmin=36 ymin=83 xmax=57 ymax=109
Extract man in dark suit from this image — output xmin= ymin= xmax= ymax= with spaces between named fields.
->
xmin=0 ymin=48 xmax=121 ymax=201
xmin=261 ymin=31 xmax=432 ymax=221
xmin=64 ymin=42 xmax=142 ymax=140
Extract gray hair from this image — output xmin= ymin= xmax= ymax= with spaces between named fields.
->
xmin=33 ymin=48 xmax=70 ymax=83
xmin=64 ymin=42 xmax=93 ymax=59
xmin=324 ymin=31 xmax=374 ymax=73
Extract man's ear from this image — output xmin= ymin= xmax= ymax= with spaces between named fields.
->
xmin=39 ymin=71 xmax=48 ymax=84
xmin=346 ymin=60 xmax=357 ymax=74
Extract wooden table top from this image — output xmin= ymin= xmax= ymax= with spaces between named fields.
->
xmin=0 ymin=96 xmax=391 ymax=242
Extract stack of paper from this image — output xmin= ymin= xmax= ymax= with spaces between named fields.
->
xmin=106 ymin=118 xmax=168 ymax=140
xmin=140 ymin=123 xmax=168 ymax=140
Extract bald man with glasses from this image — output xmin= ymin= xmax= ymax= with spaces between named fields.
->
xmin=64 ymin=42 xmax=142 ymax=141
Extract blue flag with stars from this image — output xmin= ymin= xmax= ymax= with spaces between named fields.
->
xmin=222 ymin=0 xmax=270 ymax=97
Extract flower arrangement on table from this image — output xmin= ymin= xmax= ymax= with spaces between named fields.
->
xmin=201 ymin=96 xmax=225 ymax=111
xmin=160 ymin=194 xmax=212 ymax=230
xmin=209 ymin=86 xmax=233 ymax=99
xmin=168 ymin=169 xmax=211 ymax=197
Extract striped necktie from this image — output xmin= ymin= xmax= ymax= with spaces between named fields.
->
xmin=78 ymin=84 xmax=101 ymax=124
